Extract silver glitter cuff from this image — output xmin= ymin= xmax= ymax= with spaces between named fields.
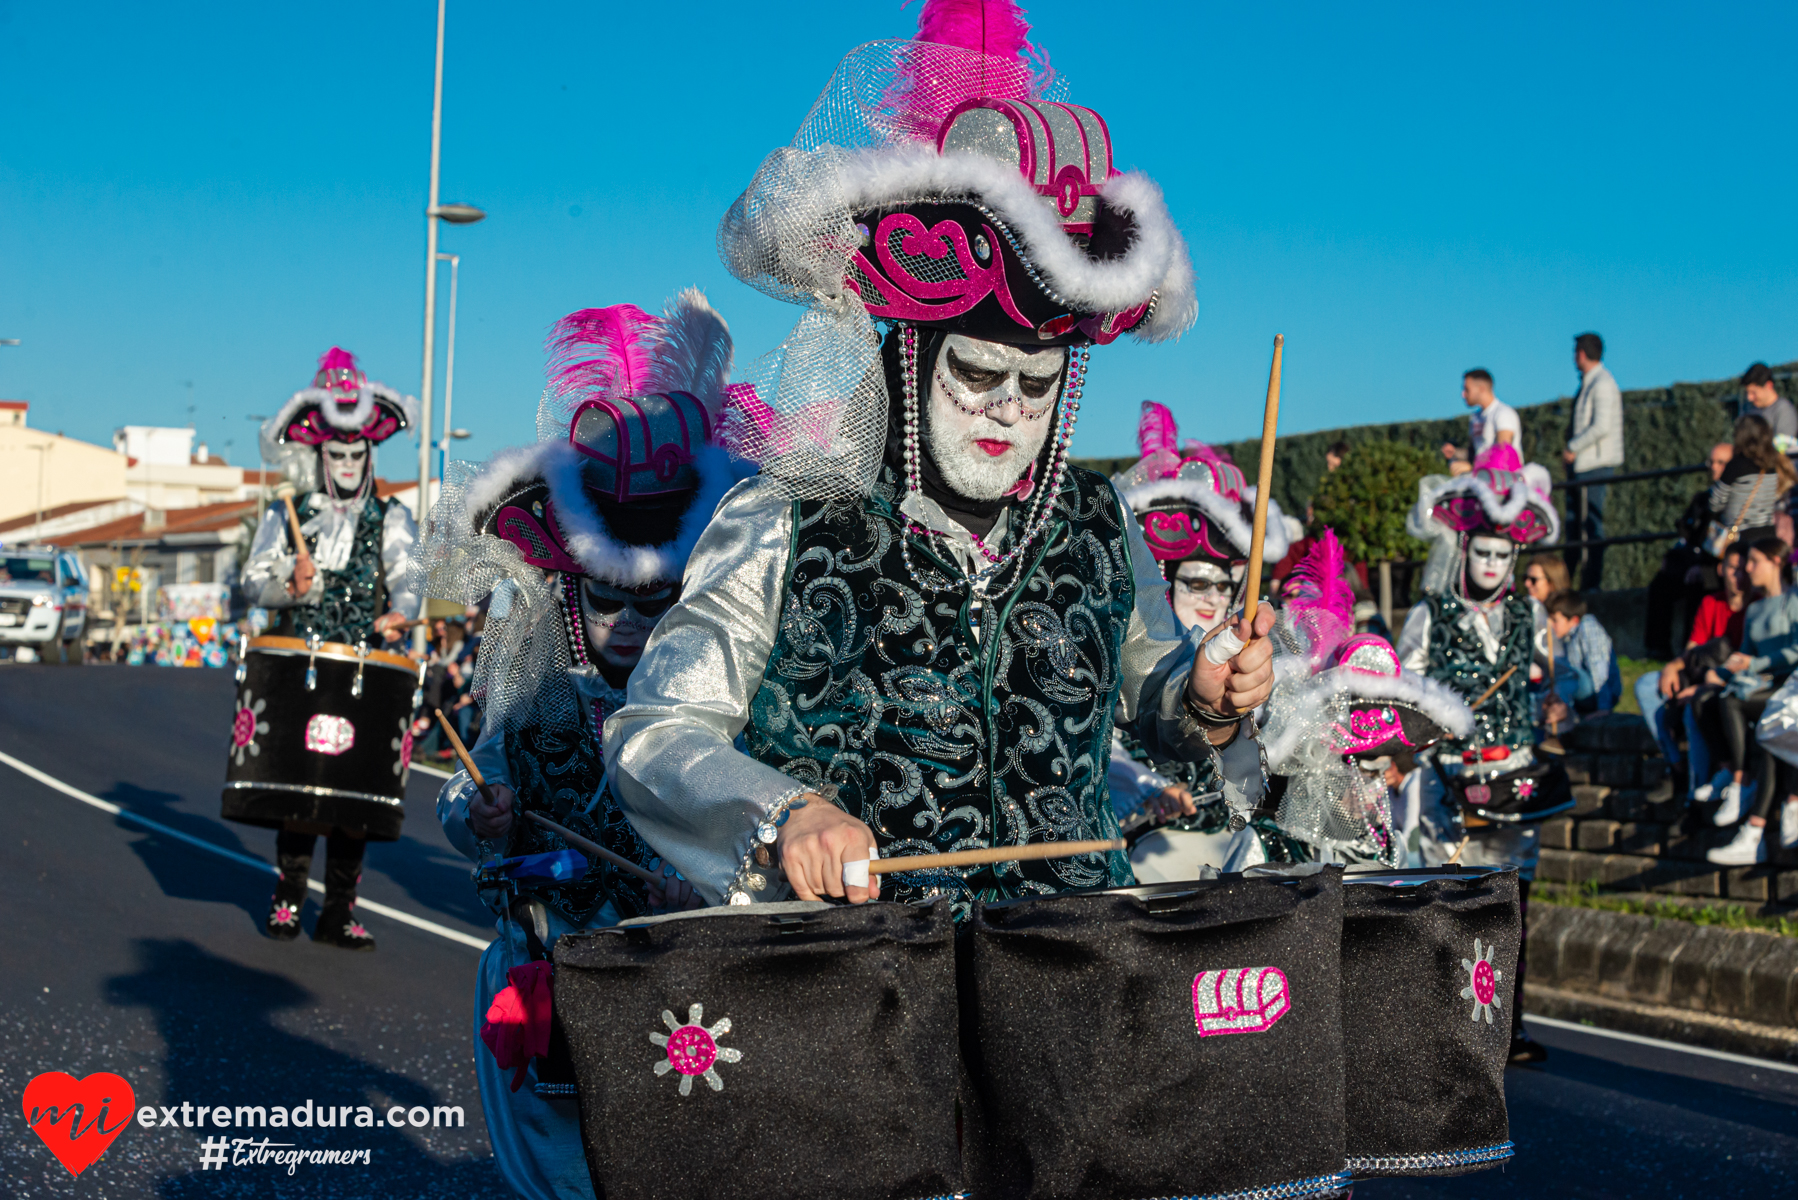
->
xmin=723 ymin=785 xmax=815 ymax=906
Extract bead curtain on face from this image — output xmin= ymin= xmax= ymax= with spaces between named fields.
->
xmin=321 ymin=440 xmax=370 ymax=496
xmin=924 ymin=334 xmax=1062 ymax=501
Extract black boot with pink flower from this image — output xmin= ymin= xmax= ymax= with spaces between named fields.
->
xmin=310 ymin=830 xmax=375 ymax=951
xmin=267 ymin=828 xmax=313 ymax=941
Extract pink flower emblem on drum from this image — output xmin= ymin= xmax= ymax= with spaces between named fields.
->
xmin=1461 ymin=939 xmax=1503 ymax=1024
xmin=304 ymin=713 xmax=356 ymax=756
xmin=1516 ymin=778 xmax=1536 ymax=799
xmin=230 ymin=691 xmax=270 ymax=765
xmin=1192 ymin=967 xmax=1291 ymax=1037
xmin=391 ymin=718 xmax=413 ymax=778
xmin=650 ymin=1003 xmax=742 ymax=1096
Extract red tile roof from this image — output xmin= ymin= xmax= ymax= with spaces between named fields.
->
xmin=0 ymin=498 xmax=126 ymax=534
xmin=52 ymin=499 xmax=261 ymax=548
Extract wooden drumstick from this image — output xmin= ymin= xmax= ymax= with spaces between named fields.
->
xmin=435 ymin=708 xmax=495 ymax=807
xmin=432 ymin=708 xmax=666 ymax=888
xmin=523 ymin=811 xmax=667 ymax=887
xmin=1243 ymin=335 xmax=1284 ymax=626
xmin=1470 ymin=665 xmax=1518 ymax=711
xmin=864 ymin=838 xmax=1125 ymax=875
xmin=276 ymin=487 xmax=315 ymax=588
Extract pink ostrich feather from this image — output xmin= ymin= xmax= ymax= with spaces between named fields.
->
xmin=547 ymin=305 xmax=660 ymax=412
xmin=885 ymin=0 xmax=1049 ymax=143
xmin=1283 ymin=529 xmax=1356 ymax=668
xmin=1138 ymin=400 xmax=1179 ymax=458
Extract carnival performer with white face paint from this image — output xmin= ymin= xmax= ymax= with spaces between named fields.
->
xmin=416 ymin=291 xmax=746 ymax=1200
xmin=1397 ymin=442 xmax=1566 ymax=1064
xmin=1103 ymin=401 xmax=1295 ymax=878
xmin=604 ymin=0 xmax=1276 ymax=913
xmin=229 ymin=349 xmax=421 ymax=950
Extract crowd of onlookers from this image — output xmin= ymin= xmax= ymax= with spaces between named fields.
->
xmin=1629 ymin=361 xmax=1798 ymax=866
xmin=409 ymin=613 xmax=483 ymax=763
xmin=1437 ymin=341 xmax=1798 ymax=865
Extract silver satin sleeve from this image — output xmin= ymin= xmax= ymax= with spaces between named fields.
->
xmin=1111 ymin=483 xmax=1219 ymax=767
xmin=604 ymin=479 xmax=803 ymax=905
xmin=238 ymin=505 xmax=319 ymax=608
xmin=382 ymin=500 xmax=422 ymax=620
xmin=1397 ymin=601 xmax=1432 ymax=674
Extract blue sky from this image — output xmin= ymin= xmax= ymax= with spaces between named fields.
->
xmin=2 ymin=1 xmax=1794 ymax=477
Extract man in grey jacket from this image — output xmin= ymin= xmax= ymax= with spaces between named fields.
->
xmin=1562 ymin=332 xmax=1624 ymax=588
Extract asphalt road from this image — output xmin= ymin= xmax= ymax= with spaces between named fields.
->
xmin=2 ymin=665 xmax=1795 ymax=1199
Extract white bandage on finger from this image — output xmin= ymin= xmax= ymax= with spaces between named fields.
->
xmin=842 ymin=844 xmax=880 ymax=888
xmin=1202 ymin=625 xmax=1246 ymax=665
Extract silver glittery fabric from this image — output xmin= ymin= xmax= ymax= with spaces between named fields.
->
xmin=605 ymin=477 xmax=1222 ymax=905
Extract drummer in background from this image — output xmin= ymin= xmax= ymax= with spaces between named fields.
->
xmin=1397 ymin=443 xmax=1557 ymax=1064
xmin=1109 ymin=402 xmax=1297 ymax=878
xmin=605 ymin=3 xmax=1277 ymax=913
xmin=422 ymin=292 xmax=738 ymax=1200
xmin=235 ymin=349 xmax=421 ymax=949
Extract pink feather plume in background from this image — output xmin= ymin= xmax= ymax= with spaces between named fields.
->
xmin=885 ymin=0 xmax=1050 ymax=142
xmin=548 ymin=304 xmax=661 ymax=409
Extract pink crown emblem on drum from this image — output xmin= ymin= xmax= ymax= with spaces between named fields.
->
xmin=1192 ymin=967 xmax=1291 ymax=1037
xmin=304 ymin=713 xmax=356 ymax=756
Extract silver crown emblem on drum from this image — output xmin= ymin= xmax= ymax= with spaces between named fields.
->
xmin=1191 ymin=967 xmax=1291 ymax=1037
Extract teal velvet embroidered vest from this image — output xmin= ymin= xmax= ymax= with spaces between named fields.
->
xmin=746 ymin=469 xmax=1137 ymax=905
xmin=278 ymin=495 xmax=389 ymax=646
xmin=1422 ymin=590 xmax=1535 ymax=753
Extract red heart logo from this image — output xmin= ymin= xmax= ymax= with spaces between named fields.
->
xmin=22 ymin=1071 xmax=135 ymax=1177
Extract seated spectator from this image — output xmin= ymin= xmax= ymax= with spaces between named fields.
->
xmin=1708 ymin=414 xmax=1794 ymax=559
xmin=1521 ymin=552 xmax=1569 ymax=608
xmin=1442 ymin=368 xmax=1521 ymax=477
xmin=1541 ymin=592 xmax=1620 ymax=730
xmin=1742 ymin=362 xmax=1798 ymax=455
xmin=1641 ymin=545 xmax=1748 ymax=782
xmin=1644 ymin=441 xmax=1733 ymax=659
xmin=1703 ymin=538 xmax=1798 ymax=864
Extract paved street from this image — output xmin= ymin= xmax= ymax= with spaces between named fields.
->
xmin=2 ymin=665 xmax=1795 ymax=1198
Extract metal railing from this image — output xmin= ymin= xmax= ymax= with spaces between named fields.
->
xmin=1538 ymin=463 xmax=1708 ymax=568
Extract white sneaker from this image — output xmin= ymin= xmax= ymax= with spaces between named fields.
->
xmin=1707 ymin=822 xmax=1766 ymax=865
xmin=1693 ymin=768 xmax=1730 ymax=804
xmin=1713 ymin=779 xmax=1757 ymax=826
xmin=1782 ymin=801 xmax=1798 ymax=850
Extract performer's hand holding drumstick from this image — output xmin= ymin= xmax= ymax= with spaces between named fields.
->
xmin=777 ymin=800 xmax=880 ymax=906
xmin=1184 ymin=335 xmax=1285 ymax=739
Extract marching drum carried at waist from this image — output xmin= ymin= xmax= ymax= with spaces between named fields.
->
xmin=962 ymin=871 xmax=1349 ymax=1200
xmin=553 ymin=900 xmax=961 ymax=1200
xmin=219 ymin=635 xmax=421 ymax=841
xmin=1433 ymin=745 xmax=1574 ymax=823
xmin=1339 ymin=868 xmax=1519 ymax=1177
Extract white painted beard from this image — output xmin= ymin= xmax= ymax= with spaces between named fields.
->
xmin=925 ymin=412 xmax=1050 ymax=502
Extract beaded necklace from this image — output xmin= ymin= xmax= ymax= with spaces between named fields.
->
xmin=896 ymin=323 xmax=1088 ymax=601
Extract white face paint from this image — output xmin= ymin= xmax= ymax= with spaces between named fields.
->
xmin=578 ymin=577 xmax=677 ymax=673
xmin=1465 ymin=535 xmax=1518 ymax=594
xmin=322 ymin=440 xmax=370 ymax=495
xmin=924 ymin=334 xmax=1063 ymax=501
xmin=1171 ymin=559 xmax=1242 ymax=634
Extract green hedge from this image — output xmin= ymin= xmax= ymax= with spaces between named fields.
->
xmin=1075 ymin=361 xmax=1794 ymax=589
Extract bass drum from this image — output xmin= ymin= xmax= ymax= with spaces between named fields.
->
xmin=220 ymin=635 xmax=420 ymax=841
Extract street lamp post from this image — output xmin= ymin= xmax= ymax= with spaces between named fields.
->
xmin=436 ymin=251 xmax=459 ymax=481
xmin=414 ymin=0 xmax=484 ymax=653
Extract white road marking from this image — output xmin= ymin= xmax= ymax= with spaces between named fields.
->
xmin=0 ymin=747 xmax=488 ymax=952
xmin=1525 ymin=1013 xmax=1798 ymax=1074
xmin=410 ymin=761 xmax=455 ymax=780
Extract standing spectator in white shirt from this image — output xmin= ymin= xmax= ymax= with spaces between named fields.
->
xmin=1442 ymin=368 xmax=1521 ymax=475
xmin=1562 ymin=332 xmax=1625 ymax=589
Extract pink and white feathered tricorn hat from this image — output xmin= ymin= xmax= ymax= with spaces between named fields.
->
xmin=1111 ymin=400 xmax=1291 ymax=567
xmin=458 ymin=289 xmax=748 ymax=589
xmin=1408 ymin=443 xmax=1560 ymax=547
xmin=721 ymin=0 xmax=1197 ymax=348
xmin=265 ymin=348 xmax=417 ymax=449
